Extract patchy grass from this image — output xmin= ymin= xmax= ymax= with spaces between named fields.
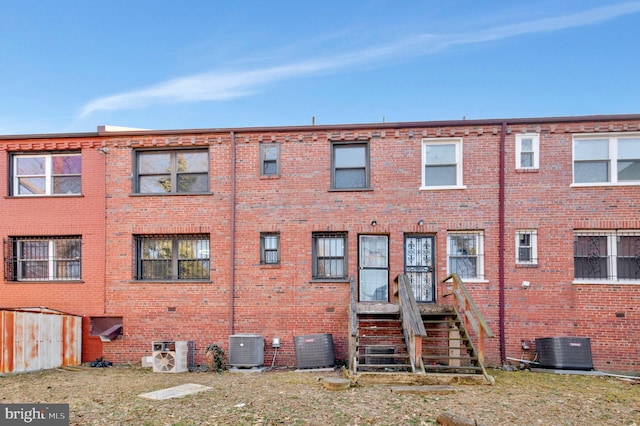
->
xmin=0 ymin=366 xmax=638 ymax=425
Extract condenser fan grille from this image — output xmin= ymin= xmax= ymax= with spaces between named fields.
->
xmin=153 ymin=352 xmax=176 ymax=372
xmin=151 ymin=341 xmax=190 ymax=373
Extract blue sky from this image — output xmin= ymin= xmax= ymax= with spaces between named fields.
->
xmin=1 ymin=1 xmax=639 ymax=135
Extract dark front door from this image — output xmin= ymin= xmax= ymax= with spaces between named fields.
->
xmin=404 ymin=235 xmax=436 ymax=302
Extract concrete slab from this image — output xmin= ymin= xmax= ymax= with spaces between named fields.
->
xmin=228 ymin=366 xmax=268 ymax=373
xmin=357 ymin=302 xmax=399 ymax=314
xmin=530 ymin=368 xmax=604 ymax=376
xmin=322 ymin=378 xmax=351 ymax=390
xmin=139 ymin=383 xmax=212 ymax=400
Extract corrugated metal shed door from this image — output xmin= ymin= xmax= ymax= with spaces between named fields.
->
xmin=0 ymin=308 xmax=81 ymax=374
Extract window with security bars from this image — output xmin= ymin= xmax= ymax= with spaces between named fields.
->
xmin=12 ymin=153 xmax=81 ymax=196
xmin=312 ymin=232 xmax=348 ymax=280
xmin=447 ymin=231 xmax=484 ymax=279
xmin=134 ymin=235 xmax=210 ymax=281
xmin=260 ymin=233 xmax=280 ymax=264
xmin=574 ymin=231 xmax=640 ymax=281
xmin=516 ymin=230 xmax=538 ymax=265
xmin=4 ymin=236 xmax=81 ymax=281
xmin=135 ymin=149 xmax=209 ymax=194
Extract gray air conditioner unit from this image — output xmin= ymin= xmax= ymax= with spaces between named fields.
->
xmin=229 ymin=334 xmax=264 ymax=368
xmin=152 ymin=341 xmax=189 ymax=373
xmin=294 ymin=333 xmax=335 ymax=369
xmin=535 ymin=337 xmax=593 ymax=370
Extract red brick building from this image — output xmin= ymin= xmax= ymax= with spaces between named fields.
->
xmin=1 ymin=114 xmax=638 ymax=373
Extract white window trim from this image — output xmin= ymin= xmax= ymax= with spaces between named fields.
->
xmin=571 ymin=133 xmax=640 ymax=187
xmin=515 ymin=133 xmax=540 ymax=170
xmin=420 ymin=138 xmax=466 ymax=190
xmin=446 ymin=231 xmax=486 ymax=282
xmin=12 ymin=153 xmax=81 ymax=196
xmin=573 ymin=230 xmax=640 ymax=285
xmin=515 ymin=229 xmax=538 ymax=265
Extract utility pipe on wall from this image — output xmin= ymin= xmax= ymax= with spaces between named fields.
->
xmin=499 ymin=122 xmax=507 ymax=364
xmin=229 ymin=131 xmax=236 ymax=336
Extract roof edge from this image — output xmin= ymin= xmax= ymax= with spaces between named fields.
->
xmin=1 ymin=113 xmax=639 ymax=140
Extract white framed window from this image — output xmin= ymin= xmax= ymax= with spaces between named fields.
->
xmin=573 ymin=135 xmax=640 ymax=185
xmin=515 ymin=133 xmax=539 ymax=170
xmin=12 ymin=153 xmax=82 ymax=196
xmin=447 ymin=231 xmax=484 ymax=280
xmin=421 ymin=138 xmax=464 ymax=189
xmin=516 ymin=230 xmax=538 ymax=265
xmin=574 ymin=231 xmax=640 ymax=283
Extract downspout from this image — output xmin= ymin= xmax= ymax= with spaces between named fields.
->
xmin=499 ymin=122 xmax=507 ymax=364
xmin=99 ymin=144 xmax=108 ymax=315
xmin=229 ymin=131 xmax=236 ymax=336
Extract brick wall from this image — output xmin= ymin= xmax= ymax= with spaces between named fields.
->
xmin=1 ymin=117 xmax=639 ymax=373
xmin=0 ymin=140 xmax=107 ymax=363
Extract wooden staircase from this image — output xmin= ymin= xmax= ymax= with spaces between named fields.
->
xmin=421 ymin=308 xmax=483 ymax=374
xmin=348 ymin=274 xmax=495 ymax=384
xmin=354 ymin=310 xmax=412 ymax=372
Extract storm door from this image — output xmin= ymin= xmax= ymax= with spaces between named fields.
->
xmin=404 ymin=235 xmax=436 ymax=302
xmin=358 ymin=235 xmax=389 ymax=301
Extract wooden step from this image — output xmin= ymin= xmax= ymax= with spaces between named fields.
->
xmin=422 ymin=337 xmax=468 ymax=341
xmin=423 ymin=365 xmax=483 ymax=373
xmin=359 ymin=325 xmax=403 ymax=330
xmin=423 ymin=355 xmax=478 ymax=361
xmin=357 ymin=364 xmax=411 ymax=371
xmin=422 ymin=344 xmax=469 ymax=352
xmin=357 ymin=353 xmax=409 ymax=359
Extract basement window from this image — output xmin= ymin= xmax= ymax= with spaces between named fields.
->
xmin=90 ymin=317 xmax=123 ymax=342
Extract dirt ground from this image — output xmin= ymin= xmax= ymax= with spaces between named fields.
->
xmin=0 ymin=365 xmax=638 ymax=426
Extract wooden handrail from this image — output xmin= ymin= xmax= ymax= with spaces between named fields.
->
xmin=442 ymin=273 xmax=494 ymax=339
xmin=349 ymin=275 xmax=357 ymax=337
xmin=395 ymin=274 xmax=426 ymax=373
xmin=442 ymin=273 xmax=495 ymax=384
xmin=442 ymin=273 xmax=495 ymax=383
xmin=348 ymin=275 xmax=357 ymax=372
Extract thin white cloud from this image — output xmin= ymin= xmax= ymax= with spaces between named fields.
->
xmin=79 ymin=2 xmax=640 ymax=117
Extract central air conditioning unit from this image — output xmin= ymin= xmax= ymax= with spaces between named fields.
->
xmin=535 ymin=337 xmax=593 ymax=370
xmin=294 ymin=333 xmax=335 ymax=369
xmin=229 ymin=334 xmax=264 ymax=368
xmin=152 ymin=341 xmax=189 ymax=373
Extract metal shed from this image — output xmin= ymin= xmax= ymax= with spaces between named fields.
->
xmin=0 ymin=307 xmax=82 ymax=374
